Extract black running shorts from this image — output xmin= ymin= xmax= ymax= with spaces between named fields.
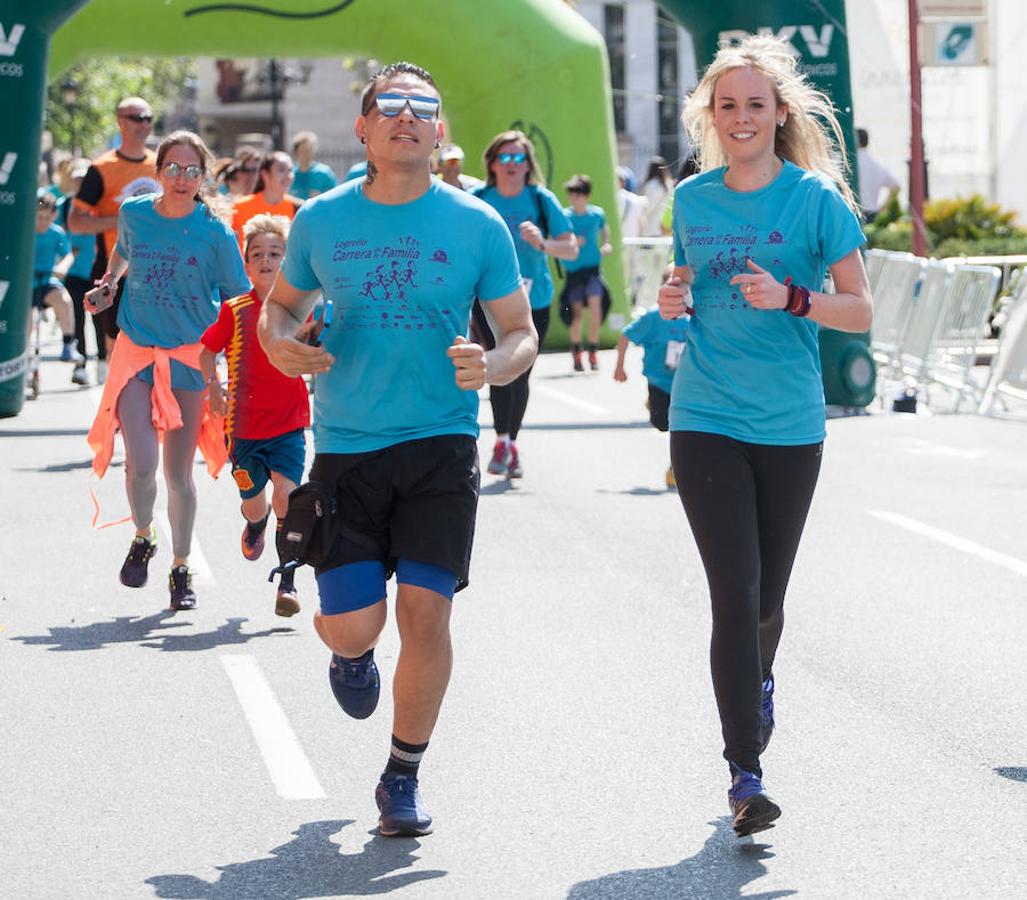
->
xmin=310 ymin=434 xmax=480 ymax=591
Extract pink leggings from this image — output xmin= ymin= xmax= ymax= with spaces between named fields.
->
xmin=117 ymin=377 xmax=205 ymax=559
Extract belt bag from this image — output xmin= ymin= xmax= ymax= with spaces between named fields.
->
xmin=280 ymin=480 xmax=338 ymax=569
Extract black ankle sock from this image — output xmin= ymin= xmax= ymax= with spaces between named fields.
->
xmin=571 ymin=343 xmax=582 ymax=354
xmin=384 ymin=734 xmax=429 ymax=779
xmin=245 ymin=514 xmax=269 ymax=539
xmin=588 ymin=343 xmax=599 ymax=353
xmin=63 ymin=334 xmax=74 ymax=345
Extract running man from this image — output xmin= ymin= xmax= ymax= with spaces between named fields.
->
xmin=69 ymin=97 xmax=160 ymax=381
xmin=258 ymin=61 xmax=537 ymax=837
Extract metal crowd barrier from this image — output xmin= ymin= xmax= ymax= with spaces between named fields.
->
xmin=622 ymin=237 xmax=674 ymax=308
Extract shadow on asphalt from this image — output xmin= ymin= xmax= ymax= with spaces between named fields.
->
xmin=0 ymin=427 xmax=90 ymax=438
xmin=566 ymin=817 xmax=796 ymax=900
xmin=995 ymin=767 xmax=1027 ymax=783
xmin=145 ymin=819 xmax=446 ymax=898
xmin=596 ymin=486 xmax=675 ymax=497
xmin=10 ymin=612 xmax=294 ymax=653
xmin=16 ymin=457 xmax=97 ymax=473
xmin=480 ymin=479 xmax=532 ymax=496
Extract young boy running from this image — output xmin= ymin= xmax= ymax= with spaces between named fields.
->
xmin=562 ymin=174 xmax=612 ymax=372
xmin=200 ymin=214 xmax=310 ymax=616
xmin=613 ymin=288 xmax=690 ymax=488
xmin=32 ymin=191 xmax=83 ymax=364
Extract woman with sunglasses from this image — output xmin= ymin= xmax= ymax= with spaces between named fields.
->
xmin=475 ymin=130 xmax=578 ymax=479
xmin=86 ymin=131 xmax=250 ymax=611
xmin=658 ymin=37 xmax=871 ymax=837
xmin=231 ymin=150 xmax=302 ymax=248
xmin=259 ymin=61 xmax=535 ymax=839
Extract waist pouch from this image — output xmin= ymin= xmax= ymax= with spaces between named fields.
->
xmin=280 ymin=480 xmax=338 ymax=569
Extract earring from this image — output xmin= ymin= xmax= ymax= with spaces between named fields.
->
xmin=434 ymin=141 xmax=441 ymax=149
xmin=360 ymin=137 xmax=366 ymax=144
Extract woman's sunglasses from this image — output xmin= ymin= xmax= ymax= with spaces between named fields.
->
xmin=162 ymin=162 xmax=203 ymax=180
xmin=496 ymin=152 xmax=527 ymax=165
xmin=374 ymin=93 xmax=440 ymax=121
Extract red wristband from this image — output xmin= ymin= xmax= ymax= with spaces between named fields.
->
xmin=786 ymin=282 xmax=812 ymax=317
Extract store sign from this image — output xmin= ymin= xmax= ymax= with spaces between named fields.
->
xmin=923 ymin=22 xmax=988 ymax=66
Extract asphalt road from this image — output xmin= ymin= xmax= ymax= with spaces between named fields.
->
xmin=2 ymin=343 xmax=1025 ymax=899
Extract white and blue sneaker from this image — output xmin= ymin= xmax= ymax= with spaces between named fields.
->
xmin=328 ymin=650 xmax=380 ymax=719
xmin=375 ymin=773 xmax=433 ymax=837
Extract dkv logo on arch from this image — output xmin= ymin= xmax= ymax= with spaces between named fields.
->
xmin=719 ymin=25 xmax=836 ymax=59
xmin=0 ymin=23 xmax=25 ymax=57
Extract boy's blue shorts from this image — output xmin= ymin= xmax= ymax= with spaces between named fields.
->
xmin=228 ymin=428 xmax=305 ymax=499
xmin=32 ymin=281 xmax=62 ymax=309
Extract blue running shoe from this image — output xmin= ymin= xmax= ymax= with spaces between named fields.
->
xmin=760 ymin=675 xmax=775 ymax=753
xmin=728 ymin=768 xmax=781 ymax=837
xmin=328 ymin=651 xmax=380 ymax=719
xmin=375 ymin=773 xmax=433 ymax=837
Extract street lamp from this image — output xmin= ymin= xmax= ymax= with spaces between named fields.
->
xmin=61 ymin=79 xmax=79 ymax=155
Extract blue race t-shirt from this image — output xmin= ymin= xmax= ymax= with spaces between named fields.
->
xmin=116 ymin=194 xmax=250 ymax=389
xmin=282 ymin=179 xmax=522 ymax=453
xmin=670 ymin=161 xmax=865 ymax=444
xmin=623 ymin=305 xmax=690 ymax=394
xmin=292 ymin=162 xmax=338 ymax=200
xmin=476 ymin=184 xmax=571 ymax=310
xmin=563 ymin=204 xmax=606 ymax=272
xmin=32 ymin=223 xmax=70 ymax=286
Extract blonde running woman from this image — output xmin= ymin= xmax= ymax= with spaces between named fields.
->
xmin=658 ymin=37 xmax=872 ymax=836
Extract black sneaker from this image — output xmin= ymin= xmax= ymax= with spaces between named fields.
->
xmin=120 ymin=532 xmax=157 ymax=588
xmin=728 ymin=768 xmax=781 ymax=837
xmin=169 ymin=566 xmax=197 ymax=611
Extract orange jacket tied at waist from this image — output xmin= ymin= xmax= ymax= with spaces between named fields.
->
xmin=87 ymin=333 xmax=227 ymax=479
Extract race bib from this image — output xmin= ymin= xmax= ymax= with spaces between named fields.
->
xmin=665 ymin=340 xmax=685 ymax=370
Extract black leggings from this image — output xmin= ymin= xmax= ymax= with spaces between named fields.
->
xmin=671 ymin=431 xmax=822 ymax=775
xmin=490 ymin=307 xmax=550 ymax=440
xmin=67 ymin=274 xmax=105 ymax=361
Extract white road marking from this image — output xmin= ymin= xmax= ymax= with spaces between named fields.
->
xmin=869 ymin=510 xmax=1027 ymax=578
xmin=156 ymin=510 xmax=214 ymax=585
xmin=532 ymin=383 xmax=609 ymax=415
xmin=221 ymin=654 xmax=326 ymax=800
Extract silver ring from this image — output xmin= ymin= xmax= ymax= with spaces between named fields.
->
xmin=744 ymin=284 xmax=751 ymax=294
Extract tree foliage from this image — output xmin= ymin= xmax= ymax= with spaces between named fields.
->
xmin=46 ymin=58 xmax=195 ymax=158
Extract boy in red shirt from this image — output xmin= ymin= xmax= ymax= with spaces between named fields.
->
xmin=200 ymin=215 xmax=310 ymax=616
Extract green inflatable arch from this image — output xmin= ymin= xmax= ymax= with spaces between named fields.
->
xmin=0 ymin=0 xmax=869 ymax=417
xmin=0 ymin=0 xmax=625 ymax=417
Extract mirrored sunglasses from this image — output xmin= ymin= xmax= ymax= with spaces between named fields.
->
xmin=162 ymin=162 xmax=203 ymax=180
xmin=121 ymin=113 xmax=153 ymax=123
xmin=375 ymin=92 xmax=440 ymax=121
xmin=497 ymin=152 xmax=527 ymax=165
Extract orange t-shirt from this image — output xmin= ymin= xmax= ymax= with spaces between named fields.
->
xmin=72 ymin=148 xmax=160 ymax=262
xmin=231 ymin=193 xmax=302 ymax=248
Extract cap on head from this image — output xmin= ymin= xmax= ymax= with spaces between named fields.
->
xmin=439 ymin=145 xmax=464 ymax=162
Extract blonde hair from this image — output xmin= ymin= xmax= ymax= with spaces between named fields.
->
xmin=683 ymin=36 xmax=858 ymax=212
xmin=242 ymin=213 xmax=290 ymax=259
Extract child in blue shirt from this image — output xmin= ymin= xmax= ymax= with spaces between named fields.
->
xmin=613 ymin=274 xmax=689 ymax=487
xmin=562 ymin=173 xmax=612 ymax=371
xmin=32 ymin=191 xmax=82 ymax=363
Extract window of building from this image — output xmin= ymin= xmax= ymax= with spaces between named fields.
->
xmin=604 ymin=4 xmax=626 ymax=134
xmin=656 ymin=10 xmax=680 ymax=165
